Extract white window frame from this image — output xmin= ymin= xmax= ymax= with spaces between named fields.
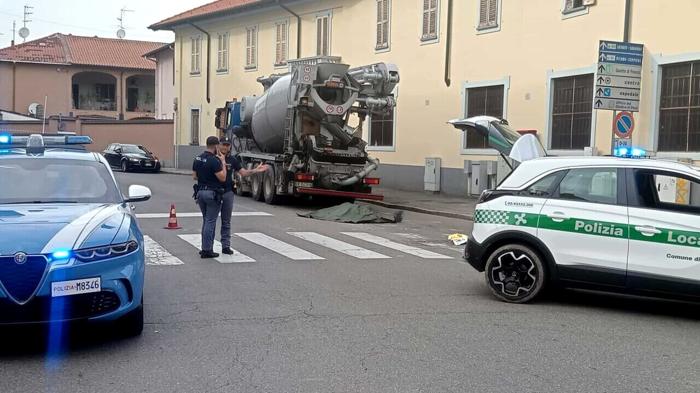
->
xmin=316 ymin=10 xmax=332 ymax=56
xmin=649 ymin=52 xmax=700 ymax=159
xmin=561 ymin=0 xmax=589 ymax=19
xmin=274 ymin=19 xmax=289 ymax=68
xmin=245 ymin=25 xmax=258 ymax=71
xmin=190 ymin=36 xmax=201 ymax=75
xmin=545 ymin=66 xmax=597 ymax=156
xmin=420 ymin=0 xmax=440 ymax=44
xmin=217 ymin=32 xmax=229 ymax=73
xmin=367 ymin=87 xmax=399 ymax=152
xmin=460 ymin=77 xmax=510 ymax=155
xmin=375 ymin=0 xmax=391 ymax=52
xmin=189 ymin=106 xmax=201 ymax=146
xmin=476 ymin=0 xmax=502 ymax=35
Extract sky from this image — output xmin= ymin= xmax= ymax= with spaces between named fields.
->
xmin=0 ymin=0 xmax=214 ymax=48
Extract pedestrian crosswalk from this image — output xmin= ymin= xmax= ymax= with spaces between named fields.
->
xmin=145 ymin=231 xmax=454 ymax=266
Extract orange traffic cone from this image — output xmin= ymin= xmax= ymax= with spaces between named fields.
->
xmin=164 ymin=203 xmax=182 ymax=230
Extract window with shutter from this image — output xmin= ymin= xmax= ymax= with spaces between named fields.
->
xmin=316 ymin=13 xmax=331 ymax=56
xmin=478 ymin=0 xmax=499 ymax=30
xmin=463 ymin=85 xmax=504 ymax=149
xmin=275 ymin=21 xmax=288 ymax=66
xmin=376 ymin=0 xmax=390 ymax=50
xmin=563 ymin=0 xmax=586 ymax=13
xmin=550 ymin=74 xmax=594 ymax=150
xmin=421 ymin=0 xmax=438 ymax=41
xmin=217 ymin=33 xmax=228 ymax=72
xmin=658 ymin=61 xmax=700 ymax=152
xmin=245 ymin=27 xmax=257 ymax=69
xmin=190 ymin=37 xmax=201 ymax=74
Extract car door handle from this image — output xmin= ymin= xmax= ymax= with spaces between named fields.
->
xmin=547 ymin=211 xmax=568 ymax=222
xmin=634 ymin=225 xmax=661 ymax=236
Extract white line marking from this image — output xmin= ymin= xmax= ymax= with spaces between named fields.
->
xmin=144 ymin=236 xmax=184 ymax=266
xmin=340 ymin=232 xmax=452 ymax=259
xmin=234 ymin=232 xmax=324 ymax=260
xmin=178 ymin=234 xmax=255 ymax=263
xmin=288 ymin=232 xmax=390 ymax=259
xmin=137 ymin=212 xmax=272 ymax=219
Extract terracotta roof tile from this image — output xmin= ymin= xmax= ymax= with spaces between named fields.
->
xmin=150 ymin=0 xmax=268 ymax=30
xmin=0 ymin=33 xmax=165 ymax=70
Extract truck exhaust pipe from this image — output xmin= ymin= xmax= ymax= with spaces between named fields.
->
xmin=334 ymin=157 xmax=380 ymax=187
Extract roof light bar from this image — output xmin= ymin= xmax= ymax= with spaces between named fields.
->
xmin=0 ymin=133 xmax=10 ymax=144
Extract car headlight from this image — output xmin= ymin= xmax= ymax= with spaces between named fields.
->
xmin=74 ymin=240 xmax=139 ymax=263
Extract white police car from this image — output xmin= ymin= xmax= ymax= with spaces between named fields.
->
xmin=451 ymin=116 xmax=700 ymax=303
xmin=0 ymin=133 xmax=150 ymax=335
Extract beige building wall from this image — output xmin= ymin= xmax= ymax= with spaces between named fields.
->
xmin=169 ymin=0 xmax=700 ymax=193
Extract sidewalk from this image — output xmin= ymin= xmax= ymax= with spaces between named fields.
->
xmin=161 ymin=168 xmax=477 ymax=220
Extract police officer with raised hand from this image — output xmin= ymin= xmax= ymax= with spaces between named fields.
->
xmin=192 ymin=136 xmax=228 ymax=258
xmin=218 ymin=136 xmax=269 ymax=255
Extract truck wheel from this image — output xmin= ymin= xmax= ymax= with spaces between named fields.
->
xmin=251 ymin=173 xmax=264 ymax=201
xmin=484 ymin=244 xmax=546 ymax=304
xmin=263 ymin=168 xmax=280 ymax=205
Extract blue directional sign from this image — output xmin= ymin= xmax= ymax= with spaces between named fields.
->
xmin=595 ymin=40 xmax=643 ymax=112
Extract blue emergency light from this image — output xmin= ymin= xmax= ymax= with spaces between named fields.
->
xmin=0 ymin=133 xmax=10 ymax=144
xmin=614 ymin=146 xmax=647 ymax=158
xmin=51 ymin=249 xmax=72 ymax=260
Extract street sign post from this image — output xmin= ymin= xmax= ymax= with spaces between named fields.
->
xmin=594 ymin=40 xmax=643 ymax=112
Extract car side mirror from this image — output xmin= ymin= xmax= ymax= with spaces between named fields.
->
xmin=125 ymin=185 xmax=151 ymax=203
xmin=115 ymin=148 xmax=122 ymax=153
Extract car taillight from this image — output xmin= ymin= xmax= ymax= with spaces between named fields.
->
xmin=295 ymin=173 xmax=315 ymax=182
xmin=363 ymin=178 xmax=380 ymax=185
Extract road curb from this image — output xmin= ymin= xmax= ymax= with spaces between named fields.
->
xmin=161 ymin=168 xmax=191 ymax=176
xmin=360 ymin=199 xmax=474 ymax=221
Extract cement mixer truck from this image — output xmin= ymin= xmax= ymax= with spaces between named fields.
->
xmin=214 ymin=56 xmax=399 ymax=204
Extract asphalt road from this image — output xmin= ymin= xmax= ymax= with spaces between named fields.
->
xmin=1 ymin=172 xmax=700 ymax=393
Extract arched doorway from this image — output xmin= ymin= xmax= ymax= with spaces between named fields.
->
xmin=71 ymin=72 xmax=117 ymax=111
xmin=125 ymin=75 xmax=156 ymax=113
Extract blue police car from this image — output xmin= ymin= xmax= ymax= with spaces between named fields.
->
xmin=0 ymin=133 xmax=150 ymax=336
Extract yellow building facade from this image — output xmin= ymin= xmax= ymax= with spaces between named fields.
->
xmin=153 ymin=0 xmax=700 ymax=195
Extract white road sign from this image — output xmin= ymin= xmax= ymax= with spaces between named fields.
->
xmin=595 ymin=40 xmax=644 ymax=112
xmin=596 ymin=74 xmax=641 ymax=89
xmin=594 ymin=97 xmax=639 ymax=112
xmin=595 ymin=86 xmax=640 ymax=101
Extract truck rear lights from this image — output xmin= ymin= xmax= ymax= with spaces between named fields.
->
xmin=295 ymin=173 xmax=315 ymax=182
xmin=363 ymin=178 xmax=380 ymax=185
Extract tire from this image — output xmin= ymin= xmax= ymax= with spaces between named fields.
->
xmin=234 ymin=172 xmax=247 ymax=197
xmin=263 ymin=168 xmax=280 ymax=205
xmin=251 ymin=173 xmax=264 ymax=201
xmin=484 ymin=244 xmax=546 ymax=304
xmin=121 ymin=160 xmax=129 ymax=173
xmin=117 ymin=298 xmax=144 ymax=337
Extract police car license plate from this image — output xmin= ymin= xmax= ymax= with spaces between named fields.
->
xmin=51 ymin=277 xmax=101 ymax=297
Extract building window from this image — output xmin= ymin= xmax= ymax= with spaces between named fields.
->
xmin=217 ymin=33 xmax=229 ymax=72
xmin=658 ymin=61 xmax=700 ymax=152
xmin=245 ymin=26 xmax=257 ymax=69
xmin=191 ymin=37 xmax=201 ymax=74
xmin=563 ymin=0 xmax=585 ymax=13
xmin=421 ymin=0 xmax=439 ymax=42
xmin=478 ymin=0 xmax=499 ymax=30
xmin=551 ymin=74 xmax=594 ymax=150
xmin=275 ymin=21 xmax=288 ymax=66
xmin=376 ymin=0 xmax=390 ymax=50
xmin=464 ymin=85 xmax=504 ymax=149
xmin=316 ymin=12 xmax=331 ymax=56
xmin=369 ymin=110 xmax=395 ymax=149
xmin=190 ymin=109 xmax=200 ymax=146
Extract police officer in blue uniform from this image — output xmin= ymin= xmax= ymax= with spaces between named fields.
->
xmin=193 ymin=136 xmax=228 ymax=258
xmin=217 ymin=137 xmax=268 ymax=254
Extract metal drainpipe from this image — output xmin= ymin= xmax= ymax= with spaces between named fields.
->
xmin=12 ymin=61 xmax=16 ymax=111
xmin=444 ymin=0 xmax=453 ymax=87
xmin=277 ymin=1 xmax=302 ymax=59
xmin=119 ymin=71 xmax=124 ymax=119
xmin=190 ymin=23 xmax=211 ymax=103
xmin=623 ymin=0 xmax=632 ymax=42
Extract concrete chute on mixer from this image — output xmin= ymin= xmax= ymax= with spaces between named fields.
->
xmin=215 ymin=56 xmax=399 ymax=204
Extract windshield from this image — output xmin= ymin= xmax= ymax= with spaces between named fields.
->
xmin=0 ymin=158 xmax=121 ymax=204
xmin=121 ymin=145 xmax=148 ymax=154
xmin=491 ymin=122 xmax=522 ymax=147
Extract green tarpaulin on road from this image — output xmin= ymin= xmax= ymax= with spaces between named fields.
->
xmin=298 ymin=202 xmax=403 ymax=224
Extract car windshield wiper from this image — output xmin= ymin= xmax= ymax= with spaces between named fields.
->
xmin=2 ymin=200 xmax=81 ymax=204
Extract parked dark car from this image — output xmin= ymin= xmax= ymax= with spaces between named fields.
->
xmin=102 ymin=143 xmax=161 ymax=173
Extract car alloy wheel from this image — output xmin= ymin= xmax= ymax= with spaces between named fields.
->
xmin=121 ymin=160 xmax=128 ymax=172
xmin=484 ymin=244 xmax=545 ymax=303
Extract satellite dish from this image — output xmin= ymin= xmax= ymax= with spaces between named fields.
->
xmin=116 ymin=28 xmax=126 ymax=39
xmin=28 ymin=103 xmax=39 ymax=116
xmin=19 ymin=27 xmax=30 ymax=39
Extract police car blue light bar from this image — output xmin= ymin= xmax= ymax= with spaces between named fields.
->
xmin=3 ymin=134 xmax=93 ymax=147
xmin=0 ymin=133 xmax=11 ymax=144
xmin=614 ymin=146 xmax=647 ymax=158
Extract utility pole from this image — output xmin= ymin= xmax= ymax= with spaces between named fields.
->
xmin=11 ymin=20 xmax=16 ymax=46
xmin=116 ymin=7 xmax=134 ymax=39
xmin=22 ymin=5 xmax=33 ymax=42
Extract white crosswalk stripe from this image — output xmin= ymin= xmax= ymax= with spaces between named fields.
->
xmin=234 ymin=232 xmax=324 ymax=260
xmin=288 ymin=232 xmax=390 ymax=259
xmin=144 ymin=236 xmax=184 ymax=266
xmin=178 ymin=234 xmax=256 ymax=263
xmin=340 ymin=232 xmax=452 ymax=259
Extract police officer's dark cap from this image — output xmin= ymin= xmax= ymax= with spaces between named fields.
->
xmin=206 ymin=136 xmax=220 ymax=147
xmin=220 ymin=136 xmax=232 ymax=145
